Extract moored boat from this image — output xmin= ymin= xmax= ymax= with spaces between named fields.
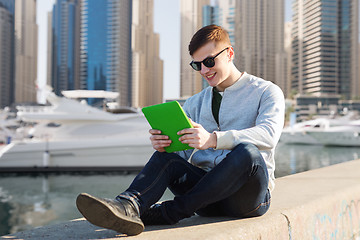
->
xmin=0 ymin=88 xmax=154 ymax=172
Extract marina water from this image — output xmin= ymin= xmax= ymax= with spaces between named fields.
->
xmin=1 ymin=143 xmax=360 ymax=236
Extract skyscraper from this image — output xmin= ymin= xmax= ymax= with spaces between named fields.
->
xmin=14 ymin=0 xmax=38 ymax=103
xmin=234 ymin=0 xmax=285 ymax=88
xmin=202 ymin=0 xmax=235 ymax=89
xmin=48 ymin=0 xmax=163 ymax=107
xmin=216 ymin=0 xmax=235 ymax=45
xmin=0 ymin=0 xmax=14 ymax=14
xmin=132 ymin=0 xmax=163 ymax=107
xmin=79 ymin=0 xmax=133 ymax=106
xmin=0 ymin=2 xmax=13 ymax=108
xmin=291 ymin=0 xmax=359 ymax=99
xmin=284 ymin=21 xmax=293 ymax=97
xmin=202 ymin=5 xmax=219 ymax=27
xmin=50 ymin=0 xmax=80 ymax=96
xmin=108 ymin=0 xmax=133 ymax=106
xmin=180 ymin=0 xmax=209 ymax=98
xmin=50 ymin=0 xmax=132 ymax=106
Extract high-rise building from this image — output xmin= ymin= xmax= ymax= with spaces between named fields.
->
xmin=0 ymin=0 xmax=14 ymax=14
xmin=216 ymin=0 xmax=235 ymax=45
xmin=202 ymin=5 xmax=219 ymax=27
xmin=291 ymin=0 xmax=359 ymax=99
xmin=0 ymin=2 xmax=13 ymax=108
xmin=202 ymin=0 xmax=235 ymax=90
xmin=180 ymin=0 xmax=209 ymax=98
xmin=284 ymin=21 xmax=293 ymax=97
xmin=50 ymin=0 xmax=80 ymax=96
xmin=47 ymin=11 xmax=53 ymax=88
xmin=14 ymin=0 xmax=38 ymax=103
xmin=132 ymin=0 xmax=163 ymax=107
xmin=234 ymin=0 xmax=285 ymax=88
xmin=79 ymin=0 xmax=133 ymax=106
xmin=49 ymin=0 xmax=132 ymax=106
xmin=48 ymin=0 xmax=163 ymax=107
xmin=106 ymin=0 xmax=133 ymax=106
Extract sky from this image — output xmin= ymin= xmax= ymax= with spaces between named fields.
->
xmin=36 ymin=0 xmax=292 ymax=103
xmin=36 ymin=0 xmax=55 ymax=103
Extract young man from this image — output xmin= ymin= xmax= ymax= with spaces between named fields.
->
xmin=76 ymin=25 xmax=285 ymax=236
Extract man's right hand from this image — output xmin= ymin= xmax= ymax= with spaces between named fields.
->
xmin=149 ymin=129 xmax=171 ymax=152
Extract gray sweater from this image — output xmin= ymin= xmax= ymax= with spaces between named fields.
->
xmin=177 ymin=72 xmax=285 ymax=191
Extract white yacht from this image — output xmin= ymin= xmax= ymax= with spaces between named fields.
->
xmin=280 ymin=118 xmax=328 ymax=145
xmin=280 ymin=113 xmax=357 ymax=145
xmin=0 ymin=88 xmax=154 ymax=172
xmin=306 ymin=120 xmax=360 ymax=147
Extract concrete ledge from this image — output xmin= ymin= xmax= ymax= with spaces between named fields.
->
xmin=2 ymin=160 xmax=360 ymax=240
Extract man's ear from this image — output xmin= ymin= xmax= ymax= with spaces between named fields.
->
xmin=228 ymin=47 xmax=234 ymax=61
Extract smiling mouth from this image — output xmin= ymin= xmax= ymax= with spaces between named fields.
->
xmin=205 ymin=73 xmax=216 ymax=80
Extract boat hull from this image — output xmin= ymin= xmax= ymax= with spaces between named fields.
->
xmin=0 ymin=138 xmax=154 ymax=172
xmin=307 ymin=128 xmax=360 ymax=147
xmin=280 ymin=131 xmax=320 ymax=145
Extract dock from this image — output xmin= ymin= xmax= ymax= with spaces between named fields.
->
xmin=2 ymin=159 xmax=360 ymax=239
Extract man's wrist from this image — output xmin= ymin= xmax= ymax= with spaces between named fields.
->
xmin=211 ymin=132 xmax=217 ymax=149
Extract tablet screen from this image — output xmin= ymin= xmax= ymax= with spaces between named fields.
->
xmin=142 ymin=101 xmax=194 ymax=153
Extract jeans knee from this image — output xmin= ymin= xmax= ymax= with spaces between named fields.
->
xmin=229 ymin=143 xmax=260 ymax=163
xmin=149 ymin=151 xmax=183 ymax=167
xmin=234 ymin=143 xmax=260 ymax=158
xmin=148 ymin=151 xmax=169 ymax=166
xmin=225 ymin=143 xmax=266 ymax=177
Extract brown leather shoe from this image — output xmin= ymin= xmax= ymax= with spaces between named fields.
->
xmin=76 ymin=193 xmax=144 ymax=236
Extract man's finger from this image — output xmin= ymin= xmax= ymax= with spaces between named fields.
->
xmin=177 ymin=128 xmax=196 ymax=135
xmin=151 ymin=135 xmax=169 ymax=140
xmin=149 ymin=129 xmax=161 ymax=134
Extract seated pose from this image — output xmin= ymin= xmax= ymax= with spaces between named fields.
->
xmin=76 ymin=24 xmax=285 ymax=236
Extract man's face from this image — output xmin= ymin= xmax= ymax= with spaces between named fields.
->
xmin=191 ymin=41 xmax=232 ymax=91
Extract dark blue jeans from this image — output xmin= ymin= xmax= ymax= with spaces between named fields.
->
xmin=119 ymin=143 xmax=271 ymax=224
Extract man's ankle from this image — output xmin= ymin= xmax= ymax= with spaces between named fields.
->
xmin=116 ymin=193 xmax=141 ymax=216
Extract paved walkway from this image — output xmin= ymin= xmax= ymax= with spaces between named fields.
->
xmin=2 ymin=159 xmax=360 ymax=240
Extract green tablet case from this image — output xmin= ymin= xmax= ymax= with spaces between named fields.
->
xmin=142 ymin=101 xmax=194 ymax=153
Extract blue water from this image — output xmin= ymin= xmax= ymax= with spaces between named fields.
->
xmin=1 ymin=143 xmax=360 ymax=236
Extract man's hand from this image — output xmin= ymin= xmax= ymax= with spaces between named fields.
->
xmin=149 ymin=129 xmax=172 ymax=152
xmin=178 ymin=119 xmax=217 ymax=150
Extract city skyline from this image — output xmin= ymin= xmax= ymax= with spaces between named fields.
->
xmin=38 ymin=0 xmax=163 ymax=107
xmin=37 ymin=0 xmax=293 ymax=103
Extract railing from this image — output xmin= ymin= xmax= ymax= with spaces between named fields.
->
xmin=16 ymin=106 xmax=53 ymax=113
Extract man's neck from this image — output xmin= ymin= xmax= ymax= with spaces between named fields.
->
xmin=216 ymin=68 xmax=243 ymax=92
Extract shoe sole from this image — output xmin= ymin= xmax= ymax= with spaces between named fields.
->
xmin=76 ymin=193 xmax=144 ymax=236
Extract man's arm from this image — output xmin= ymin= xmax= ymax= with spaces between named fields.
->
xmin=215 ymin=84 xmax=285 ymax=151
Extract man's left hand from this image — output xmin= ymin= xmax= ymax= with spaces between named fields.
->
xmin=178 ymin=119 xmax=217 ymax=150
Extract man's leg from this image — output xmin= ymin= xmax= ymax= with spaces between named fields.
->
xmin=161 ymin=142 xmax=270 ymax=223
xmin=117 ymin=151 xmax=207 ymax=222
xmin=77 ymin=142 xmax=269 ymax=232
xmin=196 ymin=167 xmax=270 ymax=218
xmin=77 ymin=151 xmax=206 ymax=234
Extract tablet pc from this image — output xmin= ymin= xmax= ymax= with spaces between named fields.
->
xmin=142 ymin=101 xmax=194 ymax=153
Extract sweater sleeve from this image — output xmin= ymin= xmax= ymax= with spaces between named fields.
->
xmin=215 ymin=84 xmax=285 ymax=151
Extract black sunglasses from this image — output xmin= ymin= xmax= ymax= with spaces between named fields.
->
xmin=189 ymin=47 xmax=229 ymax=71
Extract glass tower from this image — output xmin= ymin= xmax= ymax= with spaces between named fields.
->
xmin=51 ymin=0 xmax=80 ymax=96
xmin=80 ymin=0 xmax=107 ymax=93
xmin=0 ymin=0 xmax=14 ymax=14
xmin=79 ymin=0 xmax=132 ymax=106
xmin=0 ymin=1 xmax=13 ymax=108
xmin=291 ymin=0 xmax=358 ymax=99
xmin=202 ymin=5 xmax=219 ymax=27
